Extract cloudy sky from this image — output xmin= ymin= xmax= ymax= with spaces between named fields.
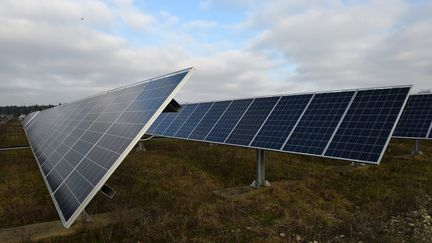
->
xmin=0 ymin=0 xmax=431 ymax=105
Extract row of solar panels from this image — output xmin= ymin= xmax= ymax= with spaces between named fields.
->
xmin=393 ymin=93 xmax=432 ymax=139
xmin=147 ymin=86 xmax=411 ymax=164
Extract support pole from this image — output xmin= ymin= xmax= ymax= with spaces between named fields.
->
xmin=350 ymin=162 xmax=366 ymax=167
xmin=250 ymin=149 xmax=271 ymax=188
xmin=81 ymin=210 xmax=93 ymax=223
xmin=412 ymin=139 xmax=422 ymax=155
xmin=136 ymin=141 xmax=146 ymax=152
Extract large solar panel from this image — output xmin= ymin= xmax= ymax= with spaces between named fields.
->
xmin=175 ymin=102 xmax=214 ymax=138
xmin=250 ymin=94 xmax=313 ymax=149
xmin=393 ymin=94 xmax=432 ymax=139
xmin=282 ymin=91 xmax=355 ymax=155
xmin=324 ymin=87 xmax=411 ymax=162
xmin=225 ymin=97 xmax=280 ymax=146
xmin=147 ymin=86 xmax=411 ymax=164
xmin=22 ymin=111 xmax=40 ymax=127
xmin=23 ymin=68 xmax=192 ymax=228
xmin=188 ymin=101 xmax=232 ymax=140
xmin=205 ymin=99 xmax=253 ymax=143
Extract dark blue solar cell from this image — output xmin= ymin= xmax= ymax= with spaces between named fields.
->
xmin=225 ymin=97 xmax=280 ymax=146
xmin=151 ymin=112 xmax=179 ymax=135
xmin=282 ymin=91 xmax=355 ymax=155
xmin=188 ymin=101 xmax=231 ymax=140
xmin=324 ymin=87 xmax=410 ymax=163
xmin=175 ymin=102 xmax=214 ymax=138
xmin=54 ymin=183 xmax=80 ymax=221
xmin=147 ymin=113 xmax=168 ymax=134
xmin=393 ymin=94 xmax=432 ymax=138
xmin=205 ymin=99 xmax=253 ymax=143
xmin=163 ymin=104 xmax=198 ymax=137
xmin=251 ymin=94 xmax=313 ymax=149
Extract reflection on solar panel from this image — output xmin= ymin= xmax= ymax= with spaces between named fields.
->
xmin=148 ymin=86 xmax=411 ymax=164
xmin=23 ymin=68 xmax=192 ymax=228
xmin=22 ymin=111 xmax=40 ymax=127
xmin=393 ymin=94 xmax=432 ymax=139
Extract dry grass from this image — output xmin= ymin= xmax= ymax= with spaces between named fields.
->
xmin=1 ymin=119 xmax=432 ymax=242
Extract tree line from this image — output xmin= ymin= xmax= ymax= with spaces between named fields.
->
xmin=0 ymin=105 xmax=56 ymax=116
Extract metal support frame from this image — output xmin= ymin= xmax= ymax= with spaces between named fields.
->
xmin=81 ymin=210 xmax=93 ymax=223
xmin=250 ymin=149 xmax=271 ymax=188
xmin=350 ymin=162 xmax=366 ymax=167
xmin=412 ymin=139 xmax=422 ymax=155
xmin=100 ymin=184 xmax=116 ymax=199
xmin=136 ymin=141 xmax=146 ymax=152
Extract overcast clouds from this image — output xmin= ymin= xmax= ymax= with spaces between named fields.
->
xmin=0 ymin=0 xmax=431 ymax=105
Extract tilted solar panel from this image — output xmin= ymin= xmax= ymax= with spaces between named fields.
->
xmin=147 ymin=112 xmax=168 ymax=134
xmin=175 ymin=102 xmax=214 ymax=138
xmin=282 ymin=91 xmax=355 ymax=155
xmin=250 ymin=94 xmax=314 ymax=149
xmin=148 ymin=86 xmax=411 ymax=164
xmin=324 ymin=87 xmax=411 ymax=162
xmin=393 ymin=94 xmax=432 ymax=139
xmin=188 ymin=101 xmax=231 ymax=140
xmin=151 ymin=111 xmax=179 ymax=135
xmin=22 ymin=111 xmax=40 ymax=127
xmin=205 ymin=99 xmax=253 ymax=143
xmin=24 ymin=68 xmax=192 ymax=228
xmin=225 ymin=97 xmax=280 ymax=146
xmin=162 ymin=104 xmax=198 ymax=136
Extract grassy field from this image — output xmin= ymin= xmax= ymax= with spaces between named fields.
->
xmin=1 ymin=119 xmax=432 ymax=242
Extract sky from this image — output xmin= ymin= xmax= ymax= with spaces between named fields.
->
xmin=0 ymin=0 xmax=431 ymax=105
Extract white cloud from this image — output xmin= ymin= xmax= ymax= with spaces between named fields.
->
xmin=0 ymin=0 xmax=431 ymax=106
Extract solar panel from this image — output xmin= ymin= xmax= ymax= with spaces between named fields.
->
xmin=151 ymin=111 xmax=179 ymax=135
xmin=250 ymin=94 xmax=313 ymax=149
xmin=175 ymin=102 xmax=214 ymax=138
xmin=205 ymin=99 xmax=253 ymax=143
xmin=282 ymin=91 xmax=355 ymax=155
xmin=147 ymin=112 xmax=168 ymax=134
xmin=162 ymin=104 xmax=198 ymax=137
xmin=23 ymin=68 xmax=192 ymax=228
xmin=225 ymin=97 xmax=280 ymax=146
xmin=148 ymin=86 xmax=411 ymax=164
xmin=324 ymin=87 xmax=411 ymax=162
xmin=393 ymin=94 xmax=432 ymax=139
xmin=188 ymin=101 xmax=232 ymax=140
xmin=22 ymin=111 xmax=40 ymax=127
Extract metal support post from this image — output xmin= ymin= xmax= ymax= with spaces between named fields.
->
xmin=136 ymin=141 xmax=146 ymax=152
xmin=350 ymin=162 xmax=366 ymax=167
xmin=250 ymin=149 xmax=271 ymax=188
xmin=412 ymin=139 xmax=422 ymax=155
xmin=81 ymin=210 xmax=93 ymax=223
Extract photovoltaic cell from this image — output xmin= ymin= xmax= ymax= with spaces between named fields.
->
xmin=162 ymin=104 xmax=198 ymax=137
xmin=282 ymin=91 xmax=355 ymax=155
xmin=393 ymin=94 xmax=432 ymax=139
xmin=250 ymin=94 xmax=313 ymax=150
xmin=324 ymin=87 xmax=411 ymax=162
xmin=147 ymin=112 xmax=168 ymax=134
xmin=225 ymin=97 xmax=280 ymax=146
xmin=205 ymin=99 xmax=253 ymax=143
xmin=23 ymin=68 xmax=192 ymax=228
xmin=151 ymin=112 xmax=178 ymax=135
xmin=188 ymin=101 xmax=231 ymax=140
xmin=175 ymin=102 xmax=214 ymax=138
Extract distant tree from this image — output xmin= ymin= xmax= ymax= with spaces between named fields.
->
xmin=0 ymin=104 xmax=56 ymax=116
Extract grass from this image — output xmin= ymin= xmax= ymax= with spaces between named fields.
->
xmin=1 ymin=119 xmax=432 ymax=242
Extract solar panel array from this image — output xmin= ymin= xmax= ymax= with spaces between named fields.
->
xmin=23 ymin=68 xmax=192 ymax=228
xmin=22 ymin=111 xmax=39 ymax=127
xmin=393 ymin=94 xmax=432 ymax=139
xmin=148 ymin=86 xmax=411 ymax=164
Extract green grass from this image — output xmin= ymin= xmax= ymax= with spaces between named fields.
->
xmin=1 ymin=120 xmax=432 ymax=242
